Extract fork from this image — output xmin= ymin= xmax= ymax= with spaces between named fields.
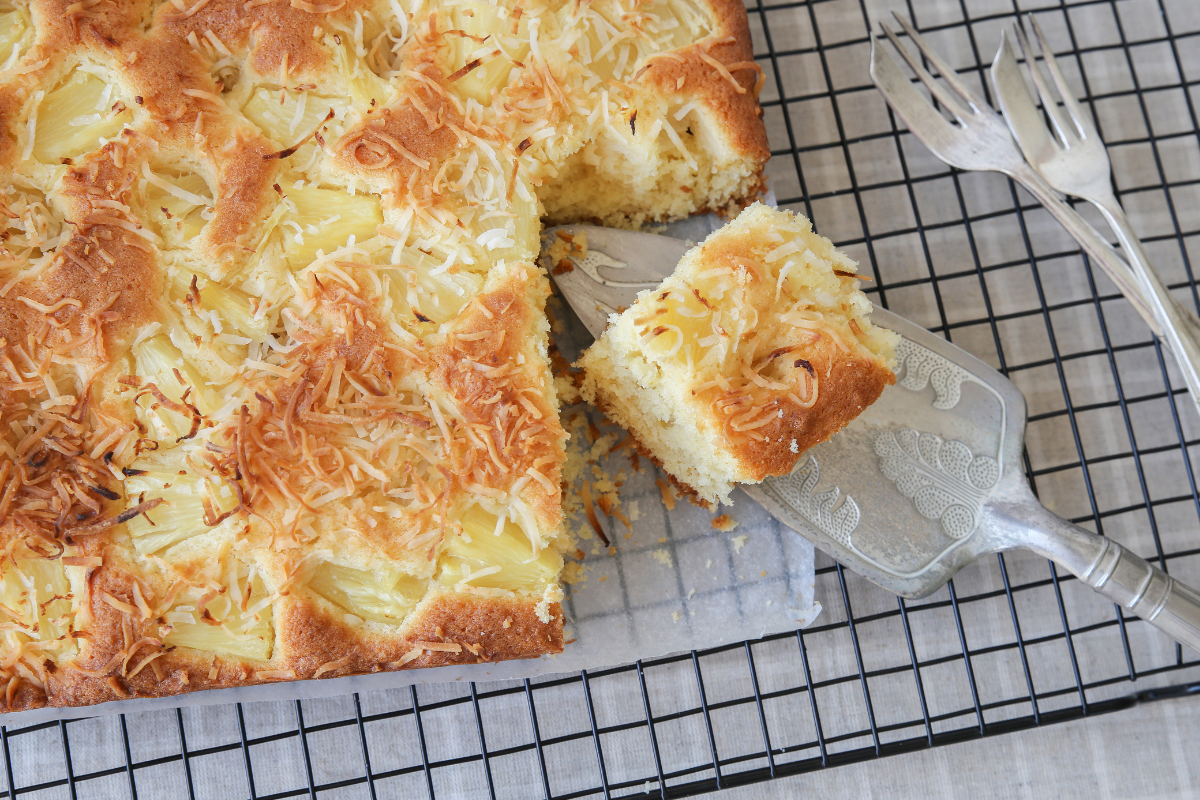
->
xmin=992 ymin=16 xmax=1200 ymax=416
xmin=870 ymin=14 xmax=1161 ymax=336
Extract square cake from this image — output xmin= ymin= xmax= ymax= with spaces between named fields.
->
xmin=579 ymin=203 xmax=898 ymax=506
xmin=0 ymin=0 xmax=766 ymax=711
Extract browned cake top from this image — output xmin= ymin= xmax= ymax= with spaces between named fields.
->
xmin=0 ymin=0 xmax=766 ymax=712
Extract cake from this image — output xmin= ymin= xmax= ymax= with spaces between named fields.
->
xmin=0 ymin=0 xmax=767 ymax=711
xmin=578 ymin=203 xmax=898 ymax=507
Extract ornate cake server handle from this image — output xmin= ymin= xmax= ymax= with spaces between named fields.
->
xmin=987 ymin=486 xmax=1200 ymax=651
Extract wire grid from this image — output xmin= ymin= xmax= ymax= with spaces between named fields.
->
xmin=6 ymin=0 xmax=1200 ymax=797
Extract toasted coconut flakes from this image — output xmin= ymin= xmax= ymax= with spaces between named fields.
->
xmin=393 ymin=647 xmax=422 ymax=666
xmin=655 ymin=478 xmax=676 ymax=511
xmin=610 ymin=504 xmax=632 ymax=530
xmin=580 ymin=481 xmax=610 ymax=546
xmin=313 ymin=656 xmax=352 ymax=678
xmin=413 ymin=640 xmax=462 ymax=653
xmin=127 ymin=650 xmax=167 ymax=680
xmin=101 ymin=593 xmax=140 ymax=616
xmin=132 ymin=582 xmax=152 ymax=620
xmin=71 ymin=498 xmax=165 ymax=538
xmin=525 ymin=466 xmax=555 ymax=493
xmin=257 ymin=669 xmax=298 ymax=680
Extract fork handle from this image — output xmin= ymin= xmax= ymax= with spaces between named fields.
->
xmin=1093 ymin=196 xmax=1200 ymax=419
xmin=1007 ymin=165 xmax=1162 ymax=336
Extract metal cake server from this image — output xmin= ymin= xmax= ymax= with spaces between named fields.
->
xmin=543 ymin=224 xmax=1200 ymax=652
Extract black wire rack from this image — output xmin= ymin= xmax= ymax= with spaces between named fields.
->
xmin=5 ymin=0 xmax=1200 ymax=797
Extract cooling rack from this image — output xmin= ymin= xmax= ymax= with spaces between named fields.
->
xmin=6 ymin=0 xmax=1200 ymax=797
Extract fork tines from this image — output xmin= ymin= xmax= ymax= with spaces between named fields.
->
xmin=1010 ymin=14 xmax=1096 ymax=147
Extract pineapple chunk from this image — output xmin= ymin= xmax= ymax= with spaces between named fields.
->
xmin=462 ymin=182 xmax=539 ymax=264
xmin=164 ymin=563 xmax=272 ymax=660
xmin=32 ymin=70 xmax=132 ymax=163
xmin=643 ymin=0 xmax=714 ymax=50
xmin=0 ymin=557 xmax=71 ymax=644
xmin=331 ymin=41 xmax=389 ymax=108
xmin=277 ymin=184 xmax=382 ymax=269
xmin=445 ymin=2 xmax=528 ymax=104
xmin=241 ymin=87 xmax=347 ymax=150
xmin=141 ymin=165 xmax=212 ymax=243
xmin=123 ymin=465 xmax=239 ymax=554
xmin=436 ymin=505 xmax=561 ymax=593
xmin=0 ymin=7 xmax=30 ymax=71
xmin=170 ymin=269 xmax=272 ymax=340
xmin=3 ymin=184 xmax=64 ymax=262
xmin=308 ymin=561 xmax=425 ymax=625
xmin=382 ymin=247 xmax=484 ymax=326
xmin=641 ymin=288 xmax=712 ymax=367
xmin=133 ymin=334 xmax=221 ymax=438
xmin=576 ymin=1 xmax=712 ymax=83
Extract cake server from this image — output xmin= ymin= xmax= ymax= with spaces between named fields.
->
xmin=543 ymin=224 xmax=1200 ymax=653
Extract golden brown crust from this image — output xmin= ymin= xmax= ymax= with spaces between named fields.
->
xmin=278 ymin=592 xmax=563 ymax=675
xmin=33 ymin=568 xmax=562 ymax=712
xmin=725 ymin=340 xmax=894 ymax=479
xmin=637 ymin=0 xmax=769 ymax=166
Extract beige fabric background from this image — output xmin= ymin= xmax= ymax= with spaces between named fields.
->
xmin=700 ymin=694 xmax=1200 ymax=799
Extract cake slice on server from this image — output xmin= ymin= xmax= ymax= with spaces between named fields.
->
xmin=578 ymin=203 xmax=899 ymax=507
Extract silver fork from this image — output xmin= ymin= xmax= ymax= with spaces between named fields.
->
xmin=992 ymin=16 xmax=1200 ymax=416
xmin=870 ymin=14 xmax=1161 ymax=335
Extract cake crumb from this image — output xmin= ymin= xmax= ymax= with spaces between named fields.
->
xmin=672 ymin=611 xmax=680 ymax=623
xmin=655 ymin=478 xmax=676 ymax=510
xmin=687 ymin=588 xmax=695 ymax=599
xmin=560 ymin=562 xmax=586 ymax=585
xmin=711 ymin=514 xmax=738 ymax=532
xmin=760 ymin=570 xmax=766 ymax=577
xmin=535 ymin=585 xmax=563 ymax=623
xmin=628 ymin=500 xmax=640 ymax=521
xmin=652 ymin=549 xmax=672 ymax=567
xmin=705 ymin=559 xmax=712 ymax=569
xmin=657 ymin=537 xmax=667 ymax=544
xmin=789 ymin=439 xmax=799 ymax=453
xmin=503 ymin=617 xmax=512 ymax=629
xmin=732 ymin=535 xmax=747 ymax=553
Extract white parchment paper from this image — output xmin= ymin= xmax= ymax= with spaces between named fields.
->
xmin=4 ymin=207 xmax=819 ymax=725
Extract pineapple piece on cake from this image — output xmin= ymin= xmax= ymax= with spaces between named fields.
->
xmin=578 ymin=203 xmax=899 ymax=507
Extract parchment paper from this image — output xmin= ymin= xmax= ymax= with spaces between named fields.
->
xmin=4 ymin=206 xmax=820 ymax=725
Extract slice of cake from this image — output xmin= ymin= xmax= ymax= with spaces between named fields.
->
xmin=579 ymin=203 xmax=899 ymax=507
